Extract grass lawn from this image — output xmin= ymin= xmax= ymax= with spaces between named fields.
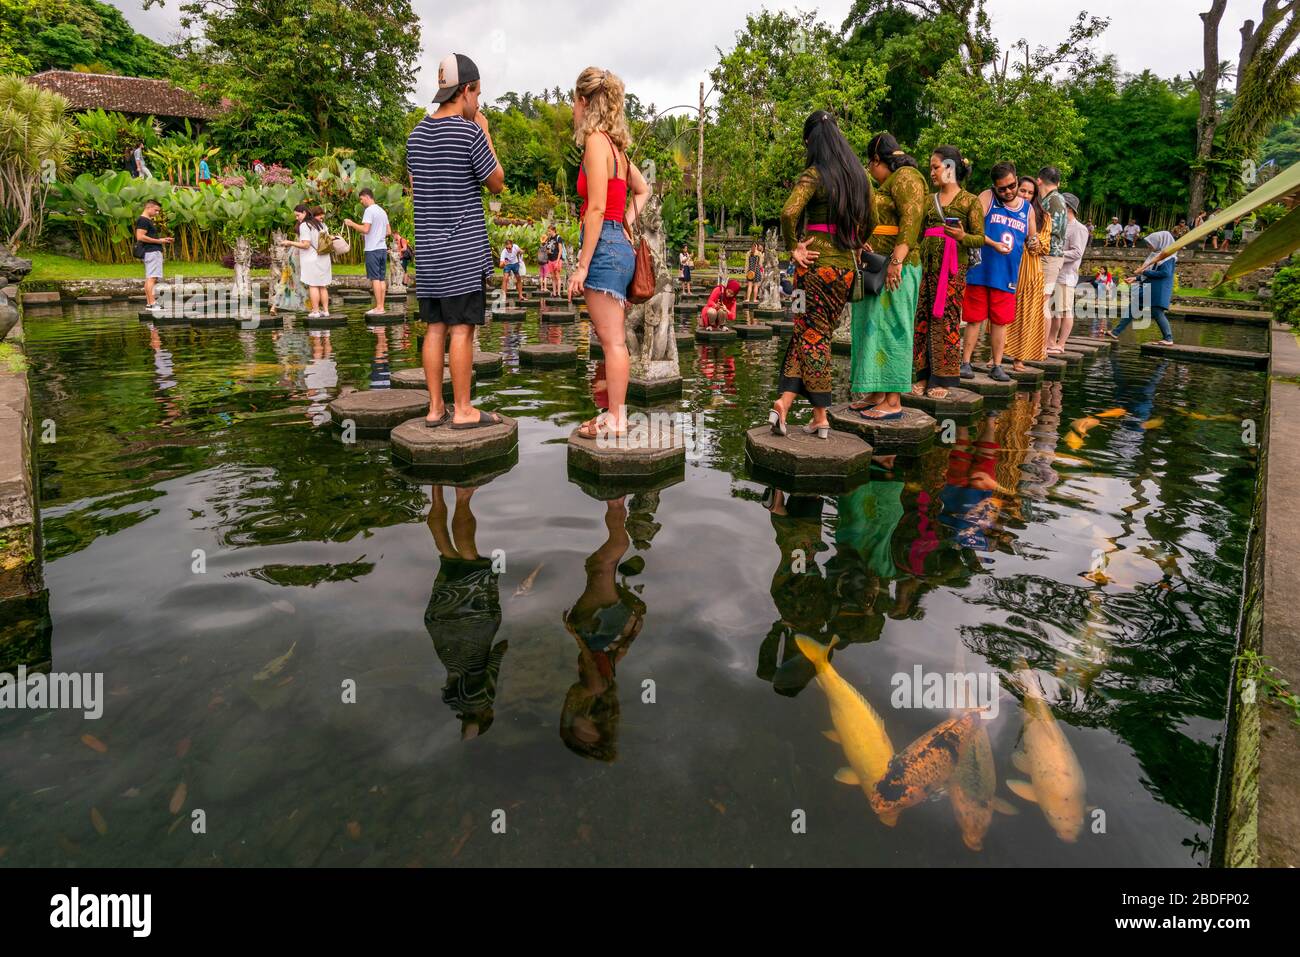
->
xmin=1176 ymin=285 xmax=1259 ymax=302
xmin=20 ymin=251 xmax=368 ymax=284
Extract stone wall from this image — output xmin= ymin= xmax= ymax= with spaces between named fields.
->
xmin=1082 ymin=246 xmax=1278 ymax=294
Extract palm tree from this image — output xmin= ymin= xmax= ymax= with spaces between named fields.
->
xmin=0 ymin=75 xmax=74 ymax=248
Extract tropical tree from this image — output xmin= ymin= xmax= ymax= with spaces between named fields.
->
xmin=0 ymin=75 xmax=75 ymax=249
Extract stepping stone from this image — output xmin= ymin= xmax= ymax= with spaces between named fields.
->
xmin=1061 ymin=339 xmax=1104 ymax=355
xmin=735 ymin=323 xmax=773 ymax=339
xmin=491 ymin=307 xmax=527 ymax=318
xmin=959 ymin=370 xmax=1017 ymax=396
xmin=361 ymin=310 xmax=408 ymax=324
xmin=1055 ymin=350 xmax=1085 ymax=369
xmin=1168 ymin=304 xmax=1271 ymax=324
xmin=519 ymin=343 xmax=577 ymax=366
xmin=831 ymin=338 xmax=851 ymax=355
xmin=696 ymin=327 xmax=736 ymax=342
xmin=752 ymin=307 xmax=786 ymax=320
xmin=1067 ymin=337 xmax=1111 ymax=352
xmin=589 ymin=337 xmax=604 ymax=357
xmin=21 ymin=291 xmax=60 ymax=304
xmin=391 ymin=413 xmax=519 ymax=472
xmin=675 ymin=303 xmax=702 ymax=315
xmin=1023 ymin=357 xmax=1066 ymax=379
xmin=675 ymin=330 xmax=693 ymax=345
xmin=972 ymin=363 xmax=1042 ymax=386
xmin=439 ymin=350 xmax=503 ymax=377
xmin=139 ymin=311 xmax=190 ymax=326
xmin=627 ymin=375 xmax=682 ymax=404
xmin=745 ymin=424 xmax=873 ymax=487
xmin=567 ymin=418 xmax=687 ymax=478
xmin=232 ymin=314 xmax=283 ymax=329
xmin=328 ymin=388 xmax=431 ymax=435
xmin=900 ymin=387 xmax=983 ymax=418
xmin=540 ymin=297 xmax=570 ymax=306
xmin=539 ymin=307 xmax=576 ymax=323
xmin=77 ymin=295 xmax=112 ymax=303
xmin=1139 ymin=341 xmax=1268 ymax=369
xmin=305 ymin=313 xmax=348 ymax=327
xmin=392 ymin=367 xmax=476 ymax=399
xmin=828 ymin=403 xmax=936 ymax=456
xmin=769 ymin=320 xmax=796 ymax=334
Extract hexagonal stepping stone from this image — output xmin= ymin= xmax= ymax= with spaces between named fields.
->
xmin=1062 ymin=339 xmax=1104 ymax=355
xmin=696 ymin=326 xmax=736 ymax=342
xmin=568 ymin=464 xmax=685 ymax=501
xmin=675 ymin=303 xmax=703 ymax=315
xmin=567 ymin=418 xmax=687 ymax=479
xmin=958 ymin=370 xmax=1017 ymax=397
xmin=900 ymin=387 xmax=983 ymax=418
xmin=769 ymin=320 xmax=796 ymax=335
xmin=540 ymin=296 xmax=570 ymax=306
xmin=745 ymin=424 xmax=873 ymax=485
xmin=391 ymin=367 xmax=476 ymax=399
xmin=1054 ymin=350 xmax=1085 ymax=369
xmin=305 ymin=313 xmax=348 ymax=327
xmin=972 ymin=362 xmax=1043 ymax=386
xmin=520 ymin=343 xmax=577 ymax=366
xmin=437 ymin=350 xmax=503 ymax=377
xmin=1067 ymin=337 xmax=1110 ymax=352
xmin=828 ymin=403 xmax=936 ymax=456
xmin=491 ymin=307 xmax=527 ymax=319
xmin=752 ymin=307 xmax=786 ymax=320
xmin=674 ymin=329 xmax=693 ymax=344
xmin=627 ymin=375 xmax=682 ymax=404
xmin=232 ymin=314 xmax=283 ymax=329
xmin=735 ymin=323 xmax=773 ymax=339
xmin=539 ymin=307 xmax=576 ymax=323
xmin=391 ymin=412 xmax=517 ymax=472
xmin=139 ymin=311 xmax=191 ymax=326
xmin=329 ymin=388 xmax=431 ymax=436
xmin=361 ymin=309 xmax=409 ymax=324
xmin=1023 ymin=357 xmax=1066 ymax=379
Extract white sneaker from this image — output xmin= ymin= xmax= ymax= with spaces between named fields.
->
xmin=365 ymin=308 xmax=384 ymax=316
xmin=148 ymin=303 xmax=164 ymax=312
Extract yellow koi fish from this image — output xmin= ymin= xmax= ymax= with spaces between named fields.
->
xmin=796 ymin=635 xmax=895 ymax=801
xmin=1142 ymin=418 xmax=1163 ymax=430
xmin=1007 ymin=664 xmax=1087 ymax=843
xmin=1095 ymin=408 xmax=1127 ymax=419
xmin=1064 ymin=431 xmax=1084 ymax=450
xmin=949 ymin=723 xmax=1018 ymax=851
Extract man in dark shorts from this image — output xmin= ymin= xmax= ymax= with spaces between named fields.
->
xmin=407 ymin=53 xmax=507 ymax=429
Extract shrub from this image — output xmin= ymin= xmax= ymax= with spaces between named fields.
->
xmin=1272 ymin=264 xmax=1300 ymax=329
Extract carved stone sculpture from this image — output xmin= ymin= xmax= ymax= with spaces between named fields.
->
xmin=624 ymin=193 xmax=679 ymax=382
xmin=759 ymin=227 xmax=782 ymax=309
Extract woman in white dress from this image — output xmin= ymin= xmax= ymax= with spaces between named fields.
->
xmin=280 ymin=204 xmax=332 ymax=317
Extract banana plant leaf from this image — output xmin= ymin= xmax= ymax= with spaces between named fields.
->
xmin=1221 ymin=201 xmax=1300 ymax=284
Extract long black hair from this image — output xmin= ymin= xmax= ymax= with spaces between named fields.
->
xmin=802 ymin=110 xmax=871 ymax=250
xmin=294 ymin=203 xmax=322 ymax=232
xmin=930 ymin=145 xmax=971 ymax=185
xmin=867 ymin=132 xmax=919 ymax=173
xmin=1017 ymin=176 xmax=1045 ymax=229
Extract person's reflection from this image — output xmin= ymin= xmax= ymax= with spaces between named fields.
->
xmin=560 ymin=497 xmax=646 ymax=762
xmin=939 ymin=412 xmax=1007 ymax=559
xmin=368 ymin=324 xmax=391 ymax=390
xmin=304 ymin=329 xmax=336 ymax=423
xmin=832 ymin=479 xmax=905 ymax=630
xmin=590 ymin=359 xmax=609 ymax=419
xmin=697 ymin=347 xmax=736 ymax=400
xmin=145 ymin=322 xmax=182 ymax=426
xmin=758 ymin=490 xmax=828 ymax=696
xmin=425 ymin=484 xmax=507 ymax=740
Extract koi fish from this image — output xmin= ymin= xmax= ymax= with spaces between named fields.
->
xmin=869 ymin=712 xmax=982 ymax=826
xmin=1095 ymin=408 xmax=1127 ymax=418
xmin=1007 ymin=663 xmax=1087 ymax=843
xmin=796 ymin=635 xmax=895 ymax=801
xmin=949 ymin=723 xmax=1018 ymax=851
xmin=1064 ymin=431 xmax=1084 ymax=450
xmin=1141 ymin=418 xmax=1163 ymax=430
xmin=1070 ymin=416 xmax=1100 ymax=434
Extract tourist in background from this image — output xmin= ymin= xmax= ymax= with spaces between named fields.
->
xmin=851 ymin=132 xmax=925 ymax=420
xmin=1172 ymin=219 xmax=1189 ymax=239
xmin=1003 ymin=175 xmax=1049 ymax=372
xmin=542 ymin=225 xmax=562 ymax=296
xmin=133 ymin=141 xmax=151 ymax=179
xmin=1046 ymin=193 xmax=1089 ymax=351
xmin=679 ymin=245 xmax=694 ymax=295
xmin=959 ymin=161 xmax=1034 ymax=382
xmin=343 ymin=187 xmax=391 ymax=315
xmin=1036 ymin=166 xmax=1068 ymax=365
xmin=1124 ymin=219 xmax=1141 ymax=247
xmin=745 ymin=240 xmax=762 ymax=303
xmin=1107 ymin=231 xmax=1177 ymax=345
xmin=198 ymin=157 xmax=211 ymax=186
xmin=1104 ymin=216 xmax=1122 ymax=247
xmin=499 ymin=239 xmax=526 ymax=301
xmin=568 ymin=66 xmax=651 ymax=441
xmin=701 ymin=278 xmax=740 ymax=328
xmin=408 ymin=51 xmax=506 ymax=429
xmin=912 ymin=144 xmax=984 ymax=398
xmin=135 ymin=198 xmax=173 ymax=311
xmin=280 ymin=203 xmax=331 ymax=318
xmin=769 ymin=110 xmax=872 ymax=439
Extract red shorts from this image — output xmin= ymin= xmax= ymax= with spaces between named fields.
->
xmin=963 ymin=285 xmax=1016 ymax=326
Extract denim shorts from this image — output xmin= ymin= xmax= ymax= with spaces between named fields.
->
xmin=583 ymin=220 xmax=635 ymax=304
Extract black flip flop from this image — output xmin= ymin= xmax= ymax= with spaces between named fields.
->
xmin=425 ymin=409 xmax=450 ymax=428
xmin=449 ymin=410 xmax=503 ymax=430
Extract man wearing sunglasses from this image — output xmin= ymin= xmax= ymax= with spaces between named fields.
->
xmin=959 ymin=161 xmax=1036 ymax=382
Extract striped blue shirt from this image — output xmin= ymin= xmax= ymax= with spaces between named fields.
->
xmin=406 ymin=115 xmax=497 ymax=298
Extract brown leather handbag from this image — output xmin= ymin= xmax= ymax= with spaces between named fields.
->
xmin=625 ymin=207 xmax=655 ymax=304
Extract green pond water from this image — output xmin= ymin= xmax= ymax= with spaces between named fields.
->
xmin=0 ymin=300 xmax=1266 ymax=866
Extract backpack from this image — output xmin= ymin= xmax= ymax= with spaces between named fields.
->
xmin=315 ymin=228 xmax=333 ymax=256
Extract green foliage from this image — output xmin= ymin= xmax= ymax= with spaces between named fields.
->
xmin=171 ymin=0 xmax=421 ymax=177
xmin=708 ymin=10 xmax=887 ymax=227
xmin=67 ymin=109 xmax=159 ymax=178
xmin=0 ymin=0 xmax=171 ymax=76
xmin=1261 ymin=116 xmax=1300 ymax=169
xmin=0 ymin=75 xmax=75 ymax=248
xmin=918 ymin=59 xmax=1084 ymax=186
xmin=1068 ymin=64 xmax=1198 ymax=219
xmin=1271 ymin=263 xmax=1300 ymax=329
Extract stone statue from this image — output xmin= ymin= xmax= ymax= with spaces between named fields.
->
xmin=624 ymin=193 xmax=679 ymax=382
xmin=231 ymin=236 xmax=254 ymax=301
xmin=387 ymin=240 xmax=407 ymax=294
xmin=268 ymin=229 xmax=305 ymax=313
xmin=758 ymin=227 xmax=782 ymax=309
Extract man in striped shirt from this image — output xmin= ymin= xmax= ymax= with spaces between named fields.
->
xmin=408 ymin=52 xmax=506 ymax=430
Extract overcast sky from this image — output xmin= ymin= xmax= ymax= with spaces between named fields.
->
xmin=114 ymin=0 xmax=1264 ymax=113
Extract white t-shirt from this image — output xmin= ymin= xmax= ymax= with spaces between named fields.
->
xmin=500 ymin=245 xmax=521 ymax=266
xmin=1106 ymin=222 xmax=1122 ymax=238
xmin=1124 ymin=224 xmax=1140 ymax=238
xmin=361 ymin=204 xmax=389 ymax=252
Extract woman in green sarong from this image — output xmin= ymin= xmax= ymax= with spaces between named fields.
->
xmin=851 ymin=132 xmax=928 ymax=421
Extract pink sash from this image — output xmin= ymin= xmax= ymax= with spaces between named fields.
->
xmin=924 ymin=225 xmax=959 ymax=319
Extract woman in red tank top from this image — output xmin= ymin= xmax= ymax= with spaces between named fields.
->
xmin=568 ymin=66 xmax=651 ymax=441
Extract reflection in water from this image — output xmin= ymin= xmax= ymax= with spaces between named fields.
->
xmin=368 ymin=325 xmax=391 ymax=390
xmin=425 ymin=485 xmax=506 ymax=740
xmin=560 ymin=497 xmax=647 ymax=762
xmin=304 ymin=330 xmax=336 ymax=423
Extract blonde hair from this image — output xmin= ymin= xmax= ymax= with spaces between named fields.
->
xmin=574 ymin=66 xmax=632 ymax=151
